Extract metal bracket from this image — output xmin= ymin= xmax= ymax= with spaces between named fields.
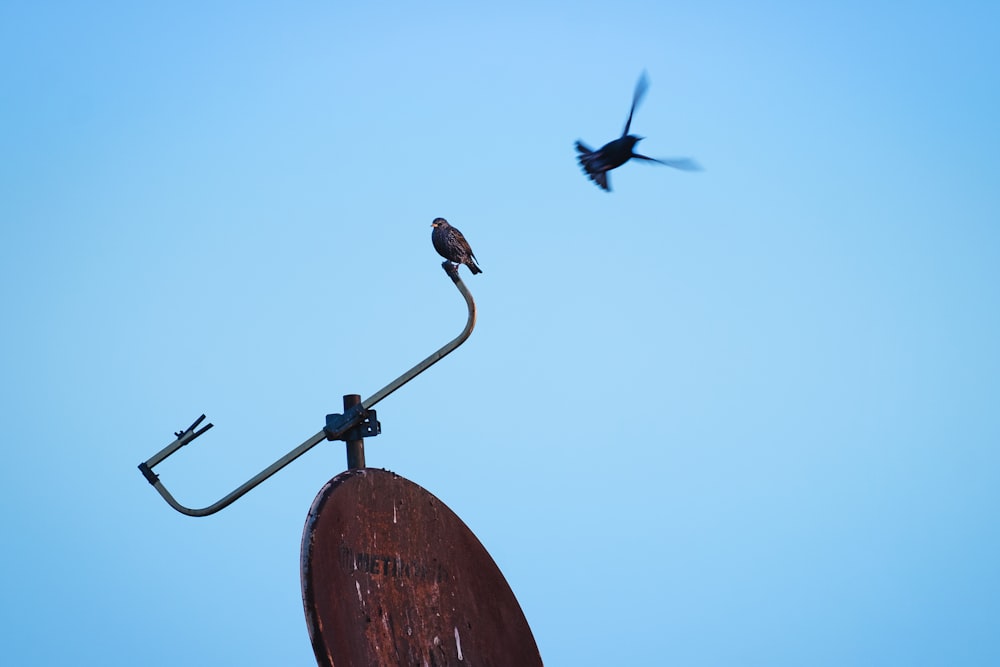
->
xmin=176 ymin=413 xmax=214 ymax=442
xmin=325 ymin=407 xmax=380 ymax=442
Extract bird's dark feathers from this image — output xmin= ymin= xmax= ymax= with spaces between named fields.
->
xmin=431 ymin=218 xmax=482 ymax=275
xmin=622 ymin=71 xmax=649 ymax=137
xmin=575 ymin=71 xmax=700 ymax=191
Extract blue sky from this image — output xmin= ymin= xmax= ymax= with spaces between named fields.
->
xmin=2 ymin=1 xmax=999 ymax=665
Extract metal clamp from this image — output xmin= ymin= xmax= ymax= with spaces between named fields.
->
xmin=325 ymin=407 xmax=380 ymax=443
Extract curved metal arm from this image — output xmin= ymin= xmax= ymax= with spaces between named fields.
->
xmin=140 ymin=430 xmax=327 ymax=517
xmin=362 ymin=262 xmax=477 ymax=409
xmin=137 ymin=263 xmax=477 ymax=517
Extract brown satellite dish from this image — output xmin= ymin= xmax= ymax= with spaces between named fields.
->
xmin=301 ymin=468 xmax=543 ymax=666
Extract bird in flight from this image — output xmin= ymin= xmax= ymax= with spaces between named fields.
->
xmin=575 ymin=71 xmax=700 ymax=191
xmin=431 ymin=218 xmax=482 ymax=275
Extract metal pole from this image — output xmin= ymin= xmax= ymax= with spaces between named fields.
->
xmin=343 ymin=394 xmax=365 ymax=469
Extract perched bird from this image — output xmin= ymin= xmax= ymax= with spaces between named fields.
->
xmin=431 ymin=218 xmax=482 ymax=275
xmin=575 ymin=71 xmax=700 ymax=191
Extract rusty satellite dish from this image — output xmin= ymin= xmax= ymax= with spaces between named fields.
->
xmin=302 ymin=468 xmax=542 ymax=666
xmin=138 ymin=259 xmax=542 ymax=664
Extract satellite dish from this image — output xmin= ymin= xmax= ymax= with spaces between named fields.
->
xmin=302 ymin=469 xmax=542 ymax=666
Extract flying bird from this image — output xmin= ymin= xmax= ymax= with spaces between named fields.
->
xmin=575 ymin=71 xmax=700 ymax=191
xmin=431 ymin=218 xmax=482 ymax=275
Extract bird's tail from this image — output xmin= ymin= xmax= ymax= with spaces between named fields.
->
xmin=575 ymin=140 xmax=598 ymax=170
xmin=468 ymin=261 xmax=483 ymax=275
xmin=575 ymin=140 xmax=611 ymax=190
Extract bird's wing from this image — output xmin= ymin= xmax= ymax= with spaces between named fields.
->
xmin=633 ymin=154 xmax=702 ymax=171
xmin=591 ymin=170 xmax=610 ymax=191
xmin=451 ymin=228 xmax=474 ymax=253
xmin=622 ymin=71 xmax=649 ymax=137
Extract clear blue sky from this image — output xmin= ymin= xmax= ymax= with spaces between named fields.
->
xmin=2 ymin=1 xmax=999 ymax=665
